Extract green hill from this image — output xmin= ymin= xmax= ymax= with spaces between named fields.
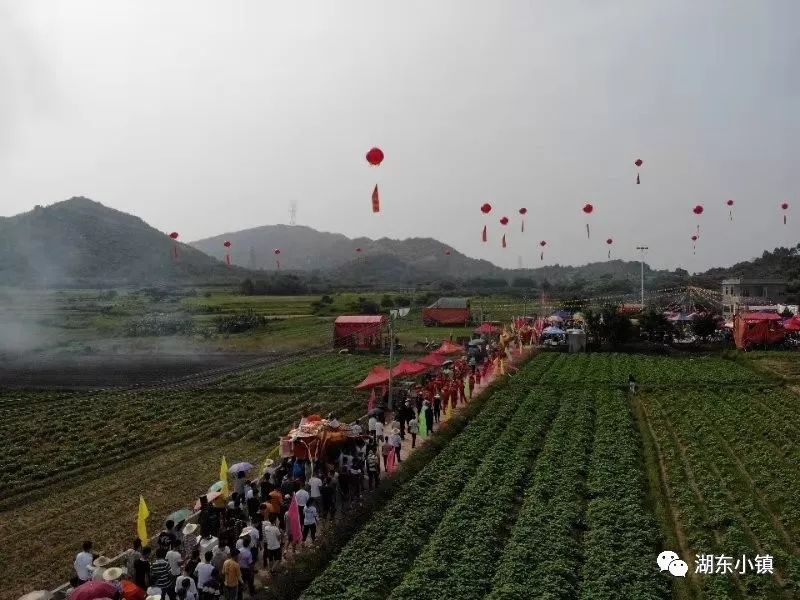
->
xmin=0 ymin=197 xmax=247 ymax=286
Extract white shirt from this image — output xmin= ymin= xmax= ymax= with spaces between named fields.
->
xmin=375 ymin=422 xmax=384 ymax=438
xmin=195 ymin=562 xmax=215 ymax=588
xmin=166 ymin=549 xmax=183 ymax=576
xmin=368 ymin=417 xmax=377 ymax=432
xmin=295 ymin=489 xmax=310 ymax=507
xmin=303 ymin=505 xmax=319 ymax=526
xmin=74 ymin=552 xmax=93 ymax=581
xmin=245 ymin=488 xmax=254 ymax=500
xmin=262 ymin=523 xmax=282 ymax=550
xmin=175 ymin=576 xmax=198 ymax=600
xmin=308 ymin=477 xmax=323 ymax=498
xmin=389 ymin=433 xmax=402 ymax=448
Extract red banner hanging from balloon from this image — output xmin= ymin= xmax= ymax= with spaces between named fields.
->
xmin=372 ymin=185 xmax=380 ymax=213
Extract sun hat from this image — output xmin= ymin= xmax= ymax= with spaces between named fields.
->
xmin=102 ymin=567 xmax=124 ymax=582
xmin=182 ymin=523 xmax=198 ymax=536
xmin=93 ymin=556 xmax=112 ymax=568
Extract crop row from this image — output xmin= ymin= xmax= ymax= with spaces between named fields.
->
xmin=0 ymin=388 xmax=362 ymax=496
xmin=388 ymin=389 xmax=561 ymax=600
xmin=536 ymin=353 xmax=762 ymax=386
xmin=643 ymin=396 xmax=759 ymax=599
xmin=215 ymin=353 xmax=385 ymax=388
xmin=578 ymin=390 xmax=668 ymax=599
xmin=646 ymin=390 xmax=800 ymax=596
xmin=302 ymin=376 xmax=531 ymax=599
xmin=485 ymin=387 xmax=595 ymax=599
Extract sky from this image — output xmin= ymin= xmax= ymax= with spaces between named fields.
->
xmin=2 ymin=0 xmax=799 ymax=271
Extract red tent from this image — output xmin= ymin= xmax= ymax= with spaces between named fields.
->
xmin=474 ymin=323 xmax=501 ymax=335
xmin=783 ymin=316 xmax=800 ymax=331
xmin=417 ymin=352 xmax=449 ymax=367
xmin=391 ymin=359 xmax=429 ymax=378
xmin=354 ymin=365 xmax=390 ymax=390
xmin=741 ymin=312 xmax=782 ymax=321
xmin=434 ymin=340 xmax=464 ymax=355
xmin=334 ymin=315 xmax=388 ymax=350
xmin=734 ymin=312 xmax=785 ymax=350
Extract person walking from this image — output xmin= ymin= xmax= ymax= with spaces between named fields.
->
xmin=380 ymin=436 xmax=391 ymax=471
xmin=408 ymin=414 xmax=419 ymax=449
xmin=221 ymin=548 xmax=242 ymax=600
xmin=424 ymin=401 xmax=434 ymax=435
xmin=302 ymin=499 xmax=319 ymax=543
xmin=389 ymin=428 xmax=402 ymax=463
xmin=320 ymin=473 xmax=336 ymax=519
xmin=261 ymin=517 xmax=282 ymax=570
xmin=236 ymin=537 xmax=255 ymax=598
xmin=73 ymin=541 xmax=95 ymax=584
xmin=151 ymin=548 xmax=175 ymax=600
xmin=432 ymin=394 xmax=441 ymax=424
xmin=628 ymin=373 xmax=637 ymax=394
xmin=366 ymin=450 xmax=380 ymax=490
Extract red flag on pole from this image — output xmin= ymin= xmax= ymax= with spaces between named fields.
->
xmin=502 ymin=234 xmax=507 ymax=248
xmin=287 ymin=494 xmax=302 ymax=543
xmin=481 ymin=225 xmax=487 ymax=242
xmin=372 ymin=185 xmax=380 ymax=213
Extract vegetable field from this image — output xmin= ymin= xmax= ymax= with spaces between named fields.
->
xmin=216 ymin=353 xmax=387 ymax=388
xmin=302 ymin=352 xmax=800 ymax=600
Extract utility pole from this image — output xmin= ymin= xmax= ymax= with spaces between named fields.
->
xmin=636 ymin=246 xmax=649 ymax=308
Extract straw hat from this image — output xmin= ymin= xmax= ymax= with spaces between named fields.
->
xmin=93 ymin=556 xmax=112 ymax=568
xmin=263 ymin=458 xmax=275 ymax=468
xmin=182 ymin=523 xmax=198 ymax=536
xmin=240 ymin=526 xmax=256 ymax=538
xmin=16 ymin=591 xmax=53 ymax=600
xmin=102 ymin=567 xmax=124 ymax=582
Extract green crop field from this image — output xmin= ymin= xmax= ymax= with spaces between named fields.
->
xmin=300 ymin=352 xmax=800 ymax=600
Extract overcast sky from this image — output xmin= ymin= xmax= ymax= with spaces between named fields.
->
xmin=2 ymin=0 xmax=799 ymax=271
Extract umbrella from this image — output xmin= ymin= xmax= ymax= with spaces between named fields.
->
xmin=782 ymin=316 xmax=800 ymax=331
xmin=194 ymin=491 xmax=221 ymax=510
xmin=228 ymin=462 xmax=253 ymax=475
xmin=546 ymin=315 xmax=564 ymax=323
xmin=166 ymin=508 xmax=192 ymax=524
xmin=71 ymin=582 xmax=117 ymax=600
xmin=208 ymin=481 xmax=225 ymax=493
xmin=542 ymin=326 xmax=566 ymax=335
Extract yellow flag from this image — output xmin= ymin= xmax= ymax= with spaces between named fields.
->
xmin=220 ymin=456 xmax=230 ymax=498
xmin=137 ymin=495 xmax=150 ymax=544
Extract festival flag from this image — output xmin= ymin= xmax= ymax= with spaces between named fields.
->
xmin=137 ymin=495 xmax=150 ymax=545
xmin=418 ymin=409 xmax=428 ymax=438
xmin=386 ymin=446 xmax=397 ymax=473
xmin=371 ymin=184 xmax=380 ymax=213
xmin=287 ymin=494 xmax=303 ymax=543
xmin=219 ymin=456 xmax=230 ymax=498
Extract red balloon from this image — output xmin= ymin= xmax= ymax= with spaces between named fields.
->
xmin=691 ymin=235 xmax=698 ymax=241
xmin=539 ymin=240 xmax=547 ymax=247
xmin=499 ymin=216 xmax=509 ymax=225
xmin=480 ymin=203 xmax=492 ymax=214
xmin=693 ymin=205 xmax=704 ymax=215
xmin=519 ymin=207 xmax=528 ymax=215
xmin=223 ymin=240 xmax=231 ymax=248
xmin=273 ymin=248 xmax=281 ymax=255
xmin=634 ymin=159 xmax=643 ymax=167
xmin=726 ymin=199 xmax=734 ymax=207
xmin=582 ymin=203 xmax=594 ymax=214
xmin=366 ymin=147 xmax=384 ymax=166
xmin=606 ymin=238 xmax=613 ymax=245
xmin=169 ymin=232 xmax=179 ymax=239
xmin=782 ymin=202 xmax=789 ymax=210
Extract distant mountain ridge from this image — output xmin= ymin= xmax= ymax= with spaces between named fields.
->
xmin=1 ymin=197 xmax=796 ymax=290
xmin=0 ymin=197 xmax=248 ymax=286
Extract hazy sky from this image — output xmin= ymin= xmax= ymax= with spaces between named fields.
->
xmin=2 ymin=0 xmax=799 ymax=271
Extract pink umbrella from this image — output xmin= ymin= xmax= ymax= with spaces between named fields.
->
xmin=194 ymin=491 xmax=221 ymax=510
xmin=71 ymin=582 xmax=117 ymax=600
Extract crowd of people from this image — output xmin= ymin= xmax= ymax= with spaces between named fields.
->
xmin=63 ymin=336 xmax=521 ymax=600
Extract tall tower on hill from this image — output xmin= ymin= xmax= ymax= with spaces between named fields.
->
xmin=289 ymin=200 xmax=298 ymax=225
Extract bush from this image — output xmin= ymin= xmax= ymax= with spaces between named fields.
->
xmin=124 ymin=313 xmax=195 ymax=337
xmin=215 ymin=310 xmax=268 ymax=334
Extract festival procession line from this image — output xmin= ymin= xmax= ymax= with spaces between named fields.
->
xmin=253 ymin=340 xmax=536 ymax=593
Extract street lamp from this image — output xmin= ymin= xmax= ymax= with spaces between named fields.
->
xmin=636 ymin=246 xmax=649 ymax=308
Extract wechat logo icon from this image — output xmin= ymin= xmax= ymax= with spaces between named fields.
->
xmin=658 ymin=551 xmax=688 ymax=577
